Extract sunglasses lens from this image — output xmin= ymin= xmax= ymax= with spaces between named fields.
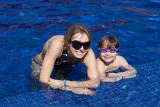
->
xmin=72 ymin=41 xmax=90 ymax=50
xmin=110 ymin=49 xmax=117 ymax=53
xmin=83 ymin=42 xmax=90 ymax=49
xmin=72 ymin=41 xmax=81 ymax=50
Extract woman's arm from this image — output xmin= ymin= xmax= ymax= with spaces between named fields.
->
xmin=48 ymin=78 xmax=95 ymax=95
xmin=65 ymin=49 xmax=100 ymax=88
xmin=48 ymin=49 xmax=100 ymax=88
xmin=39 ymin=38 xmax=64 ymax=84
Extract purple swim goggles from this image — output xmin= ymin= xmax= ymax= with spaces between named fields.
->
xmin=98 ymin=48 xmax=118 ymax=53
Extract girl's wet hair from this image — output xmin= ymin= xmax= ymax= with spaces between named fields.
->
xmin=98 ymin=35 xmax=119 ymax=52
xmin=64 ymin=24 xmax=92 ymax=50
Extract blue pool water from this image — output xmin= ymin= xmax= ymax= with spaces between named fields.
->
xmin=0 ymin=0 xmax=160 ymax=106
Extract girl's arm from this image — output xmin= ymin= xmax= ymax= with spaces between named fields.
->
xmin=48 ymin=49 xmax=100 ymax=89
xmin=107 ymin=56 xmax=137 ymax=79
xmin=96 ymin=58 xmax=121 ymax=82
xmin=108 ymin=65 xmax=137 ymax=79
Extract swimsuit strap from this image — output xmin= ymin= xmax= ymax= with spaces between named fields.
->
xmin=55 ymin=50 xmax=68 ymax=65
xmin=55 ymin=50 xmax=80 ymax=66
xmin=41 ymin=49 xmax=79 ymax=66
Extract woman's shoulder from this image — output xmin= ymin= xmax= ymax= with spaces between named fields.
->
xmin=85 ymin=48 xmax=96 ymax=58
xmin=97 ymin=57 xmax=102 ymax=62
xmin=43 ymin=35 xmax=64 ymax=54
xmin=47 ymin=35 xmax=65 ymax=57
xmin=48 ymin=35 xmax=64 ymax=45
xmin=80 ymin=49 xmax=96 ymax=63
xmin=49 ymin=35 xmax=64 ymax=42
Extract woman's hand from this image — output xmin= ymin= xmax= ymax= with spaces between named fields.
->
xmin=48 ymin=78 xmax=95 ymax=95
xmin=70 ymin=88 xmax=95 ymax=96
xmin=48 ymin=79 xmax=64 ymax=89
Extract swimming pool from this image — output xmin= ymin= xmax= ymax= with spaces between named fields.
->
xmin=0 ymin=0 xmax=160 ymax=106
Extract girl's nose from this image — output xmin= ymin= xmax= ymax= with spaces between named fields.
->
xmin=105 ymin=52 xmax=110 ymax=55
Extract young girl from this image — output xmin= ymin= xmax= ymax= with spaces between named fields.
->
xmin=31 ymin=24 xmax=99 ymax=95
xmin=97 ymin=35 xmax=137 ymax=82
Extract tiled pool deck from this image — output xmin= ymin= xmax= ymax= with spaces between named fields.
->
xmin=0 ymin=60 xmax=160 ymax=107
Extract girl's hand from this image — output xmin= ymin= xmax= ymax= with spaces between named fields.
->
xmin=107 ymin=73 xmax=120 ymax=78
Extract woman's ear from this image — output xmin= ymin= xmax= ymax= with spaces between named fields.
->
xmin=68 ymin=41 xmax=71 ymax=46
xmin=68 ymin=43 xmax=70 ymax=46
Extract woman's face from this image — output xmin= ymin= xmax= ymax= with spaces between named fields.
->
xmin=68 ymin=32 xmax=90 ymax=59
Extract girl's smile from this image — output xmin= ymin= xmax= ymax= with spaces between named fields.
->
xmin=100 ymin=51 xmax=117 ymax=63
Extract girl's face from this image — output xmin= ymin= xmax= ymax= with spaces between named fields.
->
xmin=99 ymin=46 xmax=118 ymax=64
xmin=68 ymin=32 xmax=90 ymax=59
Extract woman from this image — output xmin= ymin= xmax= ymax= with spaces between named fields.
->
xmin=31 ymin=24 xmax=99 ymax=95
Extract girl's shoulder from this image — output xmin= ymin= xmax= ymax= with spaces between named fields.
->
xmin=116 ymin=55 xmax=127 ymax=60
xmin=116 ymin=55 xmax=128 ymax=66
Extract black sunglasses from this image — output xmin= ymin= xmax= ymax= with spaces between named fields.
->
xmin=71 ymin=40 xmax=90 ymax=50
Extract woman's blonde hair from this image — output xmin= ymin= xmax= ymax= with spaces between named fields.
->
xmin=64 ymin=24 xmax=92 ymax=50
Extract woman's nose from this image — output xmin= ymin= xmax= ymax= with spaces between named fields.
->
xmin=79 ymin=46 xmax=85 ymax=50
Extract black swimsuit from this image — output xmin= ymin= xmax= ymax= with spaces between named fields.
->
xmin=40 ymin=50 xmax=79 ymax=66
xmin=37 ymin=50 xmax=80 ymax=80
